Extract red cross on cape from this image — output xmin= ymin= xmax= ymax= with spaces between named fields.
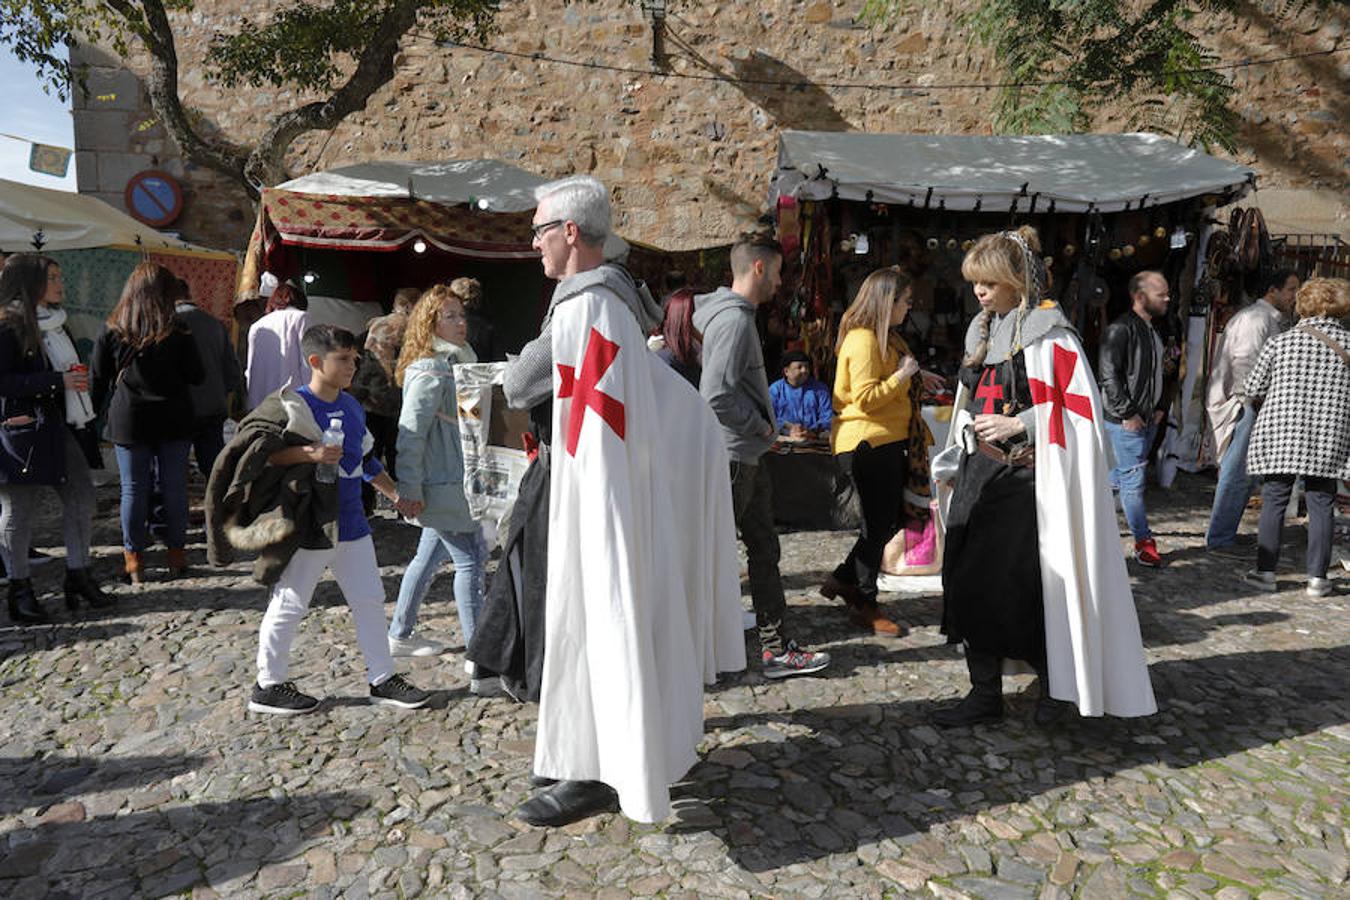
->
xmin=974 ymin=368 xmax=1005 ymax=414
xmin=1028 ymin=343 xmax=1094 ymax=448
xmin=557 ymin=327 xmax=627 ymax=457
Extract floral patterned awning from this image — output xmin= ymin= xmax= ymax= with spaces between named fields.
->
xmin=260 ymin=188 xmax=538 ymax=260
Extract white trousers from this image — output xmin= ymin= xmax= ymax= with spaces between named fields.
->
xmin=256 ymin=535 xmax=395 ymax=688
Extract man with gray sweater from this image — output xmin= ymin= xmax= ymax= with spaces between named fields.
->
xmin=694 ymin=235 xmax=830 ymax=679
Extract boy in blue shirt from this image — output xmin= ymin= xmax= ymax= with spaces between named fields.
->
xmin=248 ymin=324 xmax=430 ymax=715
xmin=769 ymin=350 xmax=832 ymax=438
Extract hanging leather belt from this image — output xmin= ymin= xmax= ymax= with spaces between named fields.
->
xmin=976 ymin=439 xmax=1036 ymax=468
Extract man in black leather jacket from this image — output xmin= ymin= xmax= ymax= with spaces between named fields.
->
xmin=1098 ymin=271 xmax=1170 ymax=567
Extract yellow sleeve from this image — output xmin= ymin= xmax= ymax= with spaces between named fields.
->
xmin=842 ymin=330 xmax=908 ymax=414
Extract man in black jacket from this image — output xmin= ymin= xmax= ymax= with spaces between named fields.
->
xmin=1098 ymin=271 xmax=1170 ymax=567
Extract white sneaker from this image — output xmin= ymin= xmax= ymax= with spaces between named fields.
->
xmin=388 ymin=635 xmax=446 ymax=657
xmin=1242 ymin=570 xmax=1277 ymax=593
xmin=1306 ymin=577 xmax=1333 ymax=597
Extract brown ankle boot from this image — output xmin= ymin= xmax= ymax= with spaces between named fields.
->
xmin=123 ymin=551 xmax=145 ymax=585
xmin=166 ymin=548 xmax=189 ymax=580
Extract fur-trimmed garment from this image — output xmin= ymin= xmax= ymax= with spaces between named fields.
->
xmin=205 ymin=387 xmax=366 ymax=585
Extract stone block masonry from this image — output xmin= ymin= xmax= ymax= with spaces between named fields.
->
xmin=71 ymin=0 xmax=1348 ymax=252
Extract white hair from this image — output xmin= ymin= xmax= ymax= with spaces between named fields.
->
xmin=534 ymin=175 xmax=611 ymax=247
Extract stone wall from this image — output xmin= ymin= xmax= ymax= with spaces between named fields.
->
xmin=73 ymin=0 xmax=1348 ymax=251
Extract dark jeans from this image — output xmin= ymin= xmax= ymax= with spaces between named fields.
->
xmin=730 ymin=460 xmax=787 ymax=655
xmin=1257 ymin=474 xmax=1335 ymax=578
xmin=834 ymin=441 xmax=907 ymax=605
xmin=115 ymin=440 xmax=191 ymax=552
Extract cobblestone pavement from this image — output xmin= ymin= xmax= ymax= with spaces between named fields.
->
xmin=0 ymin=471 xmax=1345 ymax=899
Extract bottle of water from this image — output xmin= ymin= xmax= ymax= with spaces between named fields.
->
xmin=316 ymin=417 xmax=344 ymax=484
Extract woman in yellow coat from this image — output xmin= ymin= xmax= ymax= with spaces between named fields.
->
xmin=823 ymin=267 xmax=933 ymax=636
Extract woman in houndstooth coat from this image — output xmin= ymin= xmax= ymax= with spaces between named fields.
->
xmin=1241 ymin=277 xmax=1350 ymax=597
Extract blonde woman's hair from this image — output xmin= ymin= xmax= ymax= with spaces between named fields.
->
xmin=960 ymin=225 xmax=1044 ymax=368
xmin=395 ymin=284 xmax=462 ymax=386
xmin=1295 ymin=277 xmax=1350 ymax=319
xmin=835 ymin=266 xmax=914 ymax=357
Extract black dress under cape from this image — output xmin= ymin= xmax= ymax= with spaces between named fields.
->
xmin=940 ymin=351 xmax=1047 ymax=666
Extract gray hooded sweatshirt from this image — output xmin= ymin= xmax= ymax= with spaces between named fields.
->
xmin=692 ymin=287 xmax=775 ymax=462
xmin=503 ymin=263 xmax=661 ymax=411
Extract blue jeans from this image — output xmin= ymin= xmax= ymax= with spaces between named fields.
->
xmin=1104 ymin=420 xmax=1155 ymax=541
xmin=115 ymin=440 xmax=191 ymax=552
xmin=389 ymin=526 xmax=486 ymax=644
xmin=1205 ymin=402 xmax=1261 ymax=549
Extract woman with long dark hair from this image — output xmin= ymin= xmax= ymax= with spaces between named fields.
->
xmin=91 ymin=262 xmax=204 ymax=584
xmin=0 ymin=253 xmax=110 ymax=622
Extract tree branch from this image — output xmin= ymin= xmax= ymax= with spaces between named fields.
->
xmin=244 ymin=0 xmax=424 ymax=188
xmin=106 ymin=0 xmax=251 ymax=194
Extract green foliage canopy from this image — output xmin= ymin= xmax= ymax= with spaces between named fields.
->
xmin=860 ymin=0 xmax=1334 ymax=152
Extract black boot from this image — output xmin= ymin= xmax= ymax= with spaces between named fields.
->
xmin=932 ymin=647 xmax=1004 ymax=728
xmin=1032 ymin=665 xmax=1071 ymax=728
xmin=7 ymin=578 xmax=49 ymax=624
xmin=64 ymin=568 xmax=115 ymax=611
xmin=515 ymin=780 xmax=618 ymax=827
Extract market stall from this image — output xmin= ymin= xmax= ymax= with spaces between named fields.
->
xmin=768 ymin=131 xmax=1255 ymax=376
xmin=237 ymin=159 xmax=561 ymax=357
xmin=0 ymin=177 xmax=237 ymax=354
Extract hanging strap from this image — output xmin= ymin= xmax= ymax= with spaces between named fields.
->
xmin=1296 ymin=323 xmax=1350 ymax=369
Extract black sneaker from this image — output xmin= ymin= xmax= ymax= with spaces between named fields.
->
xmin=761 ymin=641 xmax=831 ymax=679
xmin=369 ymin=673 xmax=431 ymax=709
xmin=248 ymin=681 xmax=320 ymax=716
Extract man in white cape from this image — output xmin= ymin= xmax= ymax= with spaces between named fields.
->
xmin=516 ymin=176 xmax=746 ymax=827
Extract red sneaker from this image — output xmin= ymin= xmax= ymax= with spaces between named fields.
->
xmin=1135 ymin=538 xmax=1162 ymax=567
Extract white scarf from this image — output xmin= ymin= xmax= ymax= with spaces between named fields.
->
xmin=37 ymin=306 xmax=96 ymax=427
xmin=433 ymin=336 xmax=477 ymax=363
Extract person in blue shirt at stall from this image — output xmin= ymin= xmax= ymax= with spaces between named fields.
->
xmin=769 ymin=350 xmax=832 ymax=438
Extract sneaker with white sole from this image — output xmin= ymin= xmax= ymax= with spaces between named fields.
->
xmin=761 ymin=641 xmax=831 ymax=679
xmin=1243 ymin=570 xmax=1278 ymax=593
xmin=388 ymin=635 xmax=446 ymax=657
xmin=248 ymin=681 xmax=320 ymax=716
xmin=1306 ymin=577 xmax=1333 ymax=597
xmin=369 ymin=673 xmax=431 ymax=709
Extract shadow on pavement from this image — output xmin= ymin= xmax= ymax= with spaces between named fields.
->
xmin=0 ymin=787 xmax=367 ymax=896
xmin=0 ymin=754 xmax=205 ymax=817
xmin=676 ymin=645 xmax=1348 ymax=872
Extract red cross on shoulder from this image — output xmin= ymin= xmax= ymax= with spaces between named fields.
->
xmin=1028 ymin=343 xmax=1094 ymax=448
xmin=557 ymin=327 xmax=627 ymax=457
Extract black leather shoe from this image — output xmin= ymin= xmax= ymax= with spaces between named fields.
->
xmin=7 ymin=578 xmax=48 ymax=624
xmin=64 ymin=568 xmax=115 ymax=611
xmin=515 ymin=780 xmax=618 ymax=827
xmin=529 ymin=773 xmax=559 ymax=789
xmin=1033 ymin=696 xmax=1071 ymax=728
xmin=931 ymin=691 xmax=1004 ymax=728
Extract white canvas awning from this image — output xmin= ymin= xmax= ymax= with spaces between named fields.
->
xmin=277 ymin=159 xmax=548 ymax=212
xmin=771 ymin=131 xmax=1255 ymax=214
xmin=0 ymin=177 xmax=225 ymax=254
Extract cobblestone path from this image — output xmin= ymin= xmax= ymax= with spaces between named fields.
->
xmin=0 ymin=473 xmax=1345 ymax=898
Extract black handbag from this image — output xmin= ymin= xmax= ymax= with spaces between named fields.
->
xmin=0 ymin=397 xmax=64 ymax=484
